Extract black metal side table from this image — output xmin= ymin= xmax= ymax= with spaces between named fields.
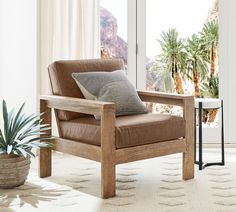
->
xmin=194 ymin=98 xmax=225 ymax=170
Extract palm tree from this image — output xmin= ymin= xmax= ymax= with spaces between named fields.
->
xmin=185 ymin=34 xmax=209 ymax=97
xmin=157 ymin=29 xmax=186 ymax=94
xmin=200 ymin=74 xmax=219 ymax=99
xmin=149 ymin=61 xmax=174 ymax=93
xmin=201 ymin=20 xmax=219 ymax=78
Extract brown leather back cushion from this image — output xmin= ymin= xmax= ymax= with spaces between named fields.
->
xmin=48 ymin=59 xmax=125 ymax=121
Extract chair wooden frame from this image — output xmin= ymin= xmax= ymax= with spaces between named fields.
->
xmin=39 ymin=90 xmax=194 ymax=198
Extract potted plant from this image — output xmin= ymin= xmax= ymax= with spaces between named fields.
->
xmin=0 ymin=100 xmax=52 ymax=188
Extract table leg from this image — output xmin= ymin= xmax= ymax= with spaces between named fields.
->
xmin=221 ymin=100 xmax=225 ymax=165
xmin=194 ymin=108 xmax=197 ymax=162
xmin=199 ymin=102 xmax=203 ymax=170
xmin=194 ymin=99 xmax=225 ymax=170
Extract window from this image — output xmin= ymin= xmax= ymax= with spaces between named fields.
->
xmin=100 ymin=0 xmax=128 ymax=69
xmin=100 ymin=0 xmax=219 ymax=142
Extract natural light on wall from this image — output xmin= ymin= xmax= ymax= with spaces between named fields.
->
xmin=0 ymin=0 xmax=37 ymax=115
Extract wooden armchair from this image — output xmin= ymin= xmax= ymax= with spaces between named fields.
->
xmin=39 ymin=59 xmax=194 ymax=198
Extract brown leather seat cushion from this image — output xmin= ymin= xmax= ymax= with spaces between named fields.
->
xmin=59 ymin=113 xmax=185 ymax=149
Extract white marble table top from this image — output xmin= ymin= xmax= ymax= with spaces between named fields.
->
xmin=195 ymin=98 xmax=222 ymax=109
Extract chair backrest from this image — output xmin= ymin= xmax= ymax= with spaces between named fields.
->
xmin=48 ymin=59 xmax=125 ymax=121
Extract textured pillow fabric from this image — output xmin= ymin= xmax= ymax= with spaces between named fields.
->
xmin=72 ymin=70 xmax=147 ymax=118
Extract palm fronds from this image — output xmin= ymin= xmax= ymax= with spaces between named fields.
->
xmin=185 ymin=34 xmax=209 ymax=80
xmin=157 ymin=29 xmax=187 ymax=75
xmin=157 ymin=29 xmax=187 ymax=93
xmin=200 ymin=74 xmax=219 ymax=98
xmin=201 ymin=20 xmax=219 ymax=51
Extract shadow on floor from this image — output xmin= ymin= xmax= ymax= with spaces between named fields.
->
xmin=0 ymin=182 xmax=70 ymax=209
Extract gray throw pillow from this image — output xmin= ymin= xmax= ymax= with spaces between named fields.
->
xmin=72 ymin=70 xmax=147 ymax=119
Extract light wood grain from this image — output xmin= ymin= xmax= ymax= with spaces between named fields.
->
xmin=116 ymin=139 xmax=186 ymax=164
xmin=52 ymin=138 xmax=101 ymax=162
xmin=137 ymin=90 xmax=193 ymax=100
xmin=101 ymin=107 xmax=116 ymax=198
xmin=182 ymin=97 xmax=195 ymax=180
xmin=138 ymin=90 xmax=193 ymax=106
xmin=39 ymin=99 xmax=52 ymax=178
xmin=39 ymin=89 xmax=195 ymax=198
xmin=137 ymin=90 xmax=195 ymax=181
xmin=40 ymin=95 xmax=115 ymax=116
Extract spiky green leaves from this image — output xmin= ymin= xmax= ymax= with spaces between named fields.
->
xmin=0 ymin=100 xmax=52 ymax=158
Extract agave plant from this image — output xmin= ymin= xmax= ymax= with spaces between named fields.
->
xmin=0 ymin=100 xmax=52 ymax=158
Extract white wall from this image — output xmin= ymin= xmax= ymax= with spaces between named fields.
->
xmin=219 ymin=0 xmax=236 ymax=143
xmin=0 ymin=0 xmax=37 ymax=114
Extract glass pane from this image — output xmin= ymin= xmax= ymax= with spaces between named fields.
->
xmin=100 ymin=0 xmax=128 ymax=69
xmin=145 ymin=0 xmax=218 ymax=123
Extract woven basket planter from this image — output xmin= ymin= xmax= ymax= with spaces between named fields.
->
xmin=0 ymin=154 xmax=31 ymax=189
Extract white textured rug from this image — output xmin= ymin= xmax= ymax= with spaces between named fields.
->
xmin=1 ymin=149 xmax=236 ymax=212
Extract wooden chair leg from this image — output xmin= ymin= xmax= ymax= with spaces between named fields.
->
xmin=39 ymin=99 xmax=52 ymax=178
xmin=101 ymin=161 xmax=116 ymax=198
xmin=101 ymin=106 xmax=116 ymax=198
xmin=183 ymin=98 xmax=194 ymax=180
xmin=39 ymin=148 xmax=52 ymax=178
xmin=183 ymin=150 xmax=194 ymax=180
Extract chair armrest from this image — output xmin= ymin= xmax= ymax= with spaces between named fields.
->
xmin=137 ymin=91 xmax=194 ymax=141
xmin=137 ymin=90 xmax=193 ymax=106
xmin=40 ymin=95 xmax=115 ymax=116
xmin=40 ymin=95 xmax=117 ymax=166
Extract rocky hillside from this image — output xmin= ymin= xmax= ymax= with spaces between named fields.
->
xmin=100 ymin=7 xmax=127 ymax=65
xmin=207 ymin=0 xmax=218 ymax=22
